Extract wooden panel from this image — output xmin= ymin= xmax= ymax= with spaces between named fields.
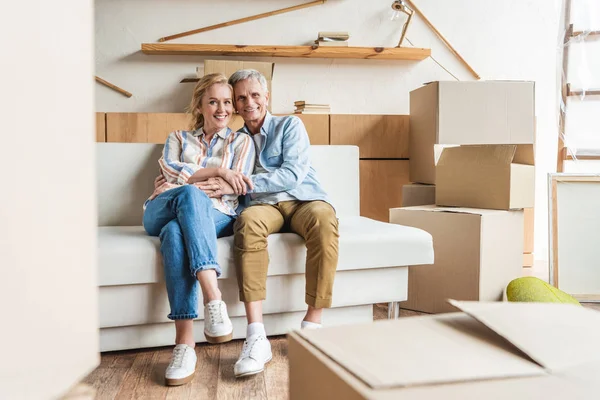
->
xmin=107 ymin=112 xmax=325 ymax=145
xmin=360 ymin=160 xmax=410 ymax=222
xmin=146 ymin=113 xmax=192 ymax=143
xmin=523 ymin=253 xmax=534 ymax=268
xmin=95 ymin=113 xmax=106 ymax=142
xmin=524 ymin=207 xmax=534 ymax=254
xmin=107 ymin=113 xmax=191 ymax=143
xmin=281 ymin=114 xmax=329 ymax=145
xmin=107 ymin=113 xmax=149 ymax=142
xmin=330 ymin=115 xmax=409 ymax=158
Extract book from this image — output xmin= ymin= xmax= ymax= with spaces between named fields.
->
xmin=318 ymin=31 xmax=350 ymax=41
xmin=314 ymin=40 xmax=349 ymax=47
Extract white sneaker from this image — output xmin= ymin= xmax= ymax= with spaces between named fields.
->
xmin=234 ymin=334 xmax=272 ymax=378
xmin=165 ymin=344 xmax=197 ymax=386
xmin=204 ymin=300 xmax=233 ymax=343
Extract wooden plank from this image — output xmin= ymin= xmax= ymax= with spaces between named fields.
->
xmin=158 ymin=0 xmax=326 ymax=42
xmin=330 ymin=115 xmax=408 ymax=158
xmin=572 ymin=30 xmax=600 ymax=38
xmin=95 ymin=76 xmax=132 ymax=98
xmin=112 ymin=350 xmax=156 ymax=399
xmin=405 ymin=0 xmax=479 ymax=79
xmin=83 ymin=352 xmax=135 ymax=399
xmin=264 ymin=336 xmax=289 ymax=400
xmin=523 ymin=207 xmax=534 ymax=254
xmin=141 ymin=43 xmax=431 ymax=61
xmin=217 ymin=339 xmax=268 ymax=400
xmin=95 ymin=113 xmax=106 ymax=142
xmin=360 ymin=160 xmax=410 ymax=222
xmin=292 ymin=114 xmax=329 ymax=145
xmin=177 ymin=344 xmax=220 ymax=400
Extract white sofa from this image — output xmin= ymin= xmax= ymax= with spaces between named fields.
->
xmin=97 ymin=143 xmax=434 ymax=351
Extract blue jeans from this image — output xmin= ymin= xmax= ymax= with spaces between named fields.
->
xmin=143 ymin=185 xmax=235 ymax=320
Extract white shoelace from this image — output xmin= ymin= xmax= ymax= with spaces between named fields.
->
xmin=207 ymin=302 xmax=224 ymax=324
xmin=169 ymin=346 xmax=188 ymax=369
xmin=240 ymin=335 xmax=264 ymax=359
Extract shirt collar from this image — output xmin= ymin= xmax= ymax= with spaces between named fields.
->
xmin=242 ymin=111 xmax=272 ymax=136
xmin=196 ymin=126 xmax=230 ymax=139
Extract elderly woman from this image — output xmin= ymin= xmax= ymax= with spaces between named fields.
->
xmin=143 ymin=73 xmax=255 ymax=386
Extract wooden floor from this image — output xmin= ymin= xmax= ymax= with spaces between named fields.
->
xmin=83 ymin=304 xmax=422 ymax=399
xmin=84 ymin=303 xmax=600 ymax=399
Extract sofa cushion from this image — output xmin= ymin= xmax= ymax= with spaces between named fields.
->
xmin=98 ymin=216 xmax=433 ymax=286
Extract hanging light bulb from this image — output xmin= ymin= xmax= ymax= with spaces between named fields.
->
xmin=389 ymin=0 xmax=414 ymax=47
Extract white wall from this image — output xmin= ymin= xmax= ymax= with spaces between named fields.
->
xmin=1 ymin=1 xmax=99 ymax=399
xmin=95 ymin=0 xmax=563 ymax=258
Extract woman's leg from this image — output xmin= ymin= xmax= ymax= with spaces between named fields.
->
xmin=195 ymin=208 xmax=236 ymax=304
xmin=159 ymin=220 xmax=198 ymax=346
xmin=143 ymin=185 xmax=223 ymax=278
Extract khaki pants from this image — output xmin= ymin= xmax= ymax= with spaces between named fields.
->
xmin=233 ymin=200 xmax=339 ymax=308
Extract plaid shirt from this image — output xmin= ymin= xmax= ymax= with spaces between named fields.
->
xmin=148 ymin=126 xmax=255 ymax=216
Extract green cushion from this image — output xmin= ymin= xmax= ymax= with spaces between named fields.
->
xmin=506 ymin=277 xmax=581 ymax=305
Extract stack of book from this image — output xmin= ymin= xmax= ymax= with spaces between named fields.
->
xmin=294 ymin=101 xmax=331 ymax=114
xmin=314 ymin=31 xmax=349 ymax=47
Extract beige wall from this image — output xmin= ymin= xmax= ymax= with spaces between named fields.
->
xmin=0 ymin=0 xmax=99 ymax=398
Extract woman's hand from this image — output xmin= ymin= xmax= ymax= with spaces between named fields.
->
xmin=194 ymin=177 xmax=235 ymax=198
xmin=219 ymin=169 xmax=253 ymax=195
xmin=154 ymin=174 xmax=166 ymax=189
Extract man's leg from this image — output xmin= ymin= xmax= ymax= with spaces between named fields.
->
xmin=287 ymin=201 xmax=339 ymax=326
xmin=233 ymin=204 xmax=284 ymax=377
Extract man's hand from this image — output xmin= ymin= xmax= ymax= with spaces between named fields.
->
xmin=219 ymin=169 xmax=253 ymax=195
xmin=154 ymin=174 xmax=166 ymax=189
xmin=195 ymin=177 xmax=235 ymax=198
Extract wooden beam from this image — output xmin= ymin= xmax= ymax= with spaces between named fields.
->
xmin=142 ymin=43 xmax=431 ymax=60
xmin=572 ymin=30 xmax=600 ymax=38
xmin=95 ymin=76 xmax=132 ymax=98
xmin=405 ymin=0 xmax=480 ymax=80
xmin=158 ymin=0 xmax=326 ymax=42
xmin=567 ymin=85 xmax=600 ymax=97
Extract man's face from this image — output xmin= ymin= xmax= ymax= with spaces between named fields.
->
xmin=233 ymin=78 xmax=269 ymax=124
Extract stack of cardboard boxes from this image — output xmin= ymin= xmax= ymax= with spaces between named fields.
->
xmin=390 ymin=81 xmax=536 ymax=313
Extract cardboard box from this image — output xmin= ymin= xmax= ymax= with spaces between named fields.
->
xmin=288 ymin=301 xmax=600 ymax=400
xmin=401 ymin=183 xmax=435 ymax=207
xmin=436 ymin=144 xmax=535 ymax=210
xmin=390 ymin=206 xmax=523 ymax=313
xmin=200 ymin=60 xmax=275 ymax=111
xmin=409 ymin=81 xmax=535 ymax=184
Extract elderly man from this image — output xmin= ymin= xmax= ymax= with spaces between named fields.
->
xmin=199 ymin=69 xmax=339 ymax=377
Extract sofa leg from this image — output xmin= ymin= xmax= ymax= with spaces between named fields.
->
xmin=387 ymin=302 xmax=400 ymax=319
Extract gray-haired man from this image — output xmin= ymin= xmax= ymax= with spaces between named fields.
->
xmin=198 ymin=69 xmax=339 ymax=377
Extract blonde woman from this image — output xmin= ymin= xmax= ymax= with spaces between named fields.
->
xmin=143 ymin=73 xmax=255 ymax=386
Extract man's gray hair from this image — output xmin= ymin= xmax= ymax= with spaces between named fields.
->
xmin=228 ymin=69 xmax=269 ymax=92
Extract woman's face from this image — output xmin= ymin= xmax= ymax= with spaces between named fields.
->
xmin=199 ymin=83 xmax=233 ymax=133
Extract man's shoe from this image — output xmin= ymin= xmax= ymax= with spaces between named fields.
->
xmin=234 ymin=334 xmax=272 ymax=378
xmin=165 ymin=344 xmax=197 ymax=386
xmin=204 ymin=300 xmax=233 ymax=343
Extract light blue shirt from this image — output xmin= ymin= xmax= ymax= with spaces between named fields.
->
xmin=239 ymin=112 xmax=332 ymax=207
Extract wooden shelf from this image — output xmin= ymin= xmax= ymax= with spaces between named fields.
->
xmin=141 ymin=43 xmax=431 ymax=60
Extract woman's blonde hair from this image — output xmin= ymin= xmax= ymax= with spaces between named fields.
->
xmin=188 ymin=73 xmax=233 ymax=131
